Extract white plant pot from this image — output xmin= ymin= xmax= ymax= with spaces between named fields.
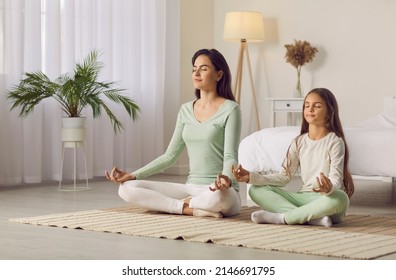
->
xmin=61 ymin=117 xmax=86 ymax=147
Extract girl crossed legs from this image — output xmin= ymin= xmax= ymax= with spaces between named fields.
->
xmin=249 ymin=185 xmax=349 ymax=225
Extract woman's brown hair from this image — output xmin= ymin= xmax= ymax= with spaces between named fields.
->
xmin=191 ymin=49 xmax=235 ymax=101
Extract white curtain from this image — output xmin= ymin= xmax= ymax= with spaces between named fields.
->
xmin=0 ymin=0 xmax=170 ymax=186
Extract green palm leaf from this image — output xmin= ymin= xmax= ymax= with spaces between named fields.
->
xmin=5 ymin=49 xmax=140 ymax=134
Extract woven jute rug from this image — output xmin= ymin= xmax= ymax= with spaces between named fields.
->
xmin=9 ymin=206 xmax=396 ymax=259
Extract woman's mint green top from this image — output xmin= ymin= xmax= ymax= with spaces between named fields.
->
xmin=133 ymin=99 xmax=241 ymax=191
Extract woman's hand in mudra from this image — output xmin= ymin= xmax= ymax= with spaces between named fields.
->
xmin=210 ymin=174 xmax=231 ymax=191
xmin=105 ymin=166 xmax=135 ymax=183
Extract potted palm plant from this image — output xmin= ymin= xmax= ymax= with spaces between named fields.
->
xmin=6 ymin=49 xmax=140 ymax=139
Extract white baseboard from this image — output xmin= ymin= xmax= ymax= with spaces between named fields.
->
xmin=352 ymin=175 xmax=395 ymax=183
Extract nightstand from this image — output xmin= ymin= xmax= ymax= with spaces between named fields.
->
xmin=267 ymin=98 xmax=304 ymax=127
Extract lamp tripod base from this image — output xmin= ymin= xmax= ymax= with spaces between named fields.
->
xmin=233 ymin=40 xmax=261 ymax=131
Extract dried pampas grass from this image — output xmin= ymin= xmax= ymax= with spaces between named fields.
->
xmin=284 ymin=40 xmax=318 ymax=69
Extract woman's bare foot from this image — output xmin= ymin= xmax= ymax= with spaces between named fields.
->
xmin=182 ymin=196 xmax=193 ymax=215
xmin=181 ymin=196 xmax=222 ymax=217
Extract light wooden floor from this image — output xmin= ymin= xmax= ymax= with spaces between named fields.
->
xmin=1 ymin=174 xmax=395 ymax=260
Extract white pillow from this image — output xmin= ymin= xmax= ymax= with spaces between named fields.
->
xmin=355 ymin=107 xmax=396 ymax=128
xmin=238 ymin=126 xmax=299 ymax=173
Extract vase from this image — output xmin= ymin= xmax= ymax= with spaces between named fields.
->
xmin=293 ymin=67 xmax=304 ymax=98
xmin=293 ymin=76 xmax=303 ymax=98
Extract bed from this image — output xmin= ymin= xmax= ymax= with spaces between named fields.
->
xmin=239 ymin=97 xmax=396 ymax=184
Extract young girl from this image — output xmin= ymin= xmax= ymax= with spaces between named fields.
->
xmin=233 ymin=88 xmax=354 ymax=227
xmin=106 ymin=49 xmax=241 ymax=218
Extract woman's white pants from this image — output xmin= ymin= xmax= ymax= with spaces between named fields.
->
xmin=118 ymin=180 xmax=241 ymax=216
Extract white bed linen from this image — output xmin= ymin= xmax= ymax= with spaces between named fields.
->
xmin=239 ymin=126 xmax=396 ymax=178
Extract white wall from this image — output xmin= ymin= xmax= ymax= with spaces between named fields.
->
xmin=214 ymin=0 xmax=396 ymax=138
xmin=163 ymin=0 xmax=214 ymax=174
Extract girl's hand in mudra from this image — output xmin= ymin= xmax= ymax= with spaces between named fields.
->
xmin=313 ymin=172 xmax=332 ymax=194
xmin=231 ymin=164 xmax=250 ymax=183
xmin=105 ymin=166 xmax=135 ymax=183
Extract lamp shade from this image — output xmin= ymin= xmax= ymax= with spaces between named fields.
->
xmin=223 ymin=11 xmax=264 ymax=42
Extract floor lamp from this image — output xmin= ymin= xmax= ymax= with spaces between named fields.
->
xmin=223 ymin=11 xmax=264 ymax=130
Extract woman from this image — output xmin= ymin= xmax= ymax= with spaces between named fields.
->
xmin=106 ymin=49 xmax=241 ymax=218
xmin=233 ymin=88 xmax=354 ymax=227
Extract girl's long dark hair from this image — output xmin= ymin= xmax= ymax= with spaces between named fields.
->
xmin=191 ymin=49 xmax=235 ymax=101
xmin=284 ymin=88 xmax=354 ymax=197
